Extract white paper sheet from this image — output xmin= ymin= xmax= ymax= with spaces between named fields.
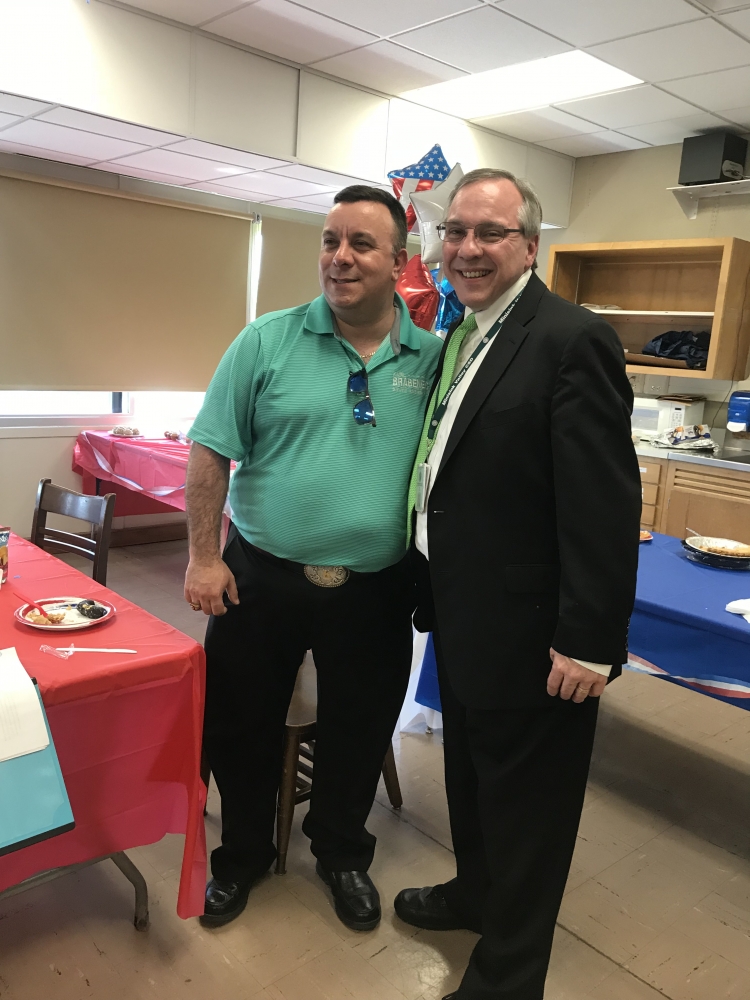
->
xmin=0 ymin=647 xmax=50 ymax=762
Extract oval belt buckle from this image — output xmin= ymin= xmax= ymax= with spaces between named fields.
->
xmin=304 ymin=565 xmax=350 ymax=588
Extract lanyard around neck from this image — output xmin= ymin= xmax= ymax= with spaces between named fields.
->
xmin=426 ymin=290 xmax=523 ymax=446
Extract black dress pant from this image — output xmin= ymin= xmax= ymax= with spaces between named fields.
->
xmin=434 ymin=633 xmax=599 ymax=1000
xmin=203 ymin=527 xmax=415 ymax=882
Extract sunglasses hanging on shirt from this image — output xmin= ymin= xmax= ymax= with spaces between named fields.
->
xmin=348 ymin=369 xmax=377 ymax=427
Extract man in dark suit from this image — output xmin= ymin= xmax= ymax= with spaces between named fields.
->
xmin=394 ymin=169 xmax=641 ymax=1000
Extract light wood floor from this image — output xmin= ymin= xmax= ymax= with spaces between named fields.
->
xmin=1 ymin=540 xmax=749 ymax=1000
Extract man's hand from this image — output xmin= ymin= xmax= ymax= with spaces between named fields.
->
xmin=547 ymin=649 xmax=607 ymax=703
xmin=184 ymin=557 xmax=239 ymax=616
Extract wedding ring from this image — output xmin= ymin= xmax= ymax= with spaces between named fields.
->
xmin=189 ymin=602 xmax=201 ymax=611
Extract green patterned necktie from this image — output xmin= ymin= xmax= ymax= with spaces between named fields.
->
xmin=406 ymin=312 xmax=479 ymax=542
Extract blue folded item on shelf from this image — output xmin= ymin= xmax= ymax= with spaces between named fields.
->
xmin=0 ymin=680 xmax=74 ymax=857
xmin=642 ymin=329 xmax=710 ymax=369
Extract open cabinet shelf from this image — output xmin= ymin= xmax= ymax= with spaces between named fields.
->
xmin=546 ymin=238 xmax=750 ymax=381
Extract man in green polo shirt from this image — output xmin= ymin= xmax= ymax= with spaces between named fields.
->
xmin=185 ymin=186 xmax=441 ymax=931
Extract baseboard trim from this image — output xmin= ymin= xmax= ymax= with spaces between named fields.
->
xmin=110 ymin=523 xmax=188 ymax=547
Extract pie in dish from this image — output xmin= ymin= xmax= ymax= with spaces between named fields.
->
xmin=694 ymin=538 xmax=750 ymax=558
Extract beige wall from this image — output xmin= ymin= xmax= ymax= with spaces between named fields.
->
xmin=536 ymin=142 xmax=750 ymax=408
xmin=538 ymin=143 xmax=750 ymax=278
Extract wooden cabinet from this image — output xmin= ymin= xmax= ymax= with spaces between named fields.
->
xmin=546 ymin=238 xmax=750 ymax=381
xmin=660 ymin=462 xmax=750 ymax=542
xmin=637 ymin=456 xmax=667 ymax=529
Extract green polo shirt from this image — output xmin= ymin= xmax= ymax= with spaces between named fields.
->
xmin=189 ymin=294 xmax=442 ymax=572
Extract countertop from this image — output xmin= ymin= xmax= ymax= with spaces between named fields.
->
xmin=634 ymin=441 xmax=750 ymax=473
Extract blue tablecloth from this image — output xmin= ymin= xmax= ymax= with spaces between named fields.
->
xmin=414 ymin=533 xmax=750 ymax=714
xmin=629 ymin=532 xmax=750 ymax=708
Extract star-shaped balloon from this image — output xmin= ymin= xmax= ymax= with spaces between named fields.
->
xmin=409 ymin=163 xmax=464 ymax=266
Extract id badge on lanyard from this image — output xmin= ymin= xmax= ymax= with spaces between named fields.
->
xmin=415 ymin=463 xmax=431 ymax=514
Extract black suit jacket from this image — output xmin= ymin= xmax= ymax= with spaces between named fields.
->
xmin=414 ymin=272 xmax=642 ymax=709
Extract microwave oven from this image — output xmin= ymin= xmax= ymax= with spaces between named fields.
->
xmin=631 ymin=396 xmax=705 ymax=438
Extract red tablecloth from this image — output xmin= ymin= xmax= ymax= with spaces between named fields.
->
xmin=73 ymin=431 xmax=192 ymax=513
xmin=0 ymin=535 xmax=206 ymax=918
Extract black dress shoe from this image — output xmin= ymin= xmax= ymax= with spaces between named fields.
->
xmin=316 ymin=861 xmax=381 ymax=931
xmin=200 ymin=877 xmax=257 ymax=927
xmin=394 ymin=885 xmax=481 ymax=933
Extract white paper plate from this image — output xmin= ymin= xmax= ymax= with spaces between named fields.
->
xmin=14 ymin=596 xmax=116 ymax=631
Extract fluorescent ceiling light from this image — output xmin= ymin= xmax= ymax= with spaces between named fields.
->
xmin=400 ymin=51 xmax=641 ymax=121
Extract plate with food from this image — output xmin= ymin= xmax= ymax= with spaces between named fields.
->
xmin=14 ymin=597 xmax=115 ymax=630
xmin=682 ymin=536 xmax=750 ymax=571
xmin=640 ymin=530 xmax=653 ymax=543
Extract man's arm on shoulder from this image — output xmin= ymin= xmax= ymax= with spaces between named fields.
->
xmin=549 ymin=318 xmax=641 ymax=684
xmin=184 ymin=443 xmax=239 ymax=616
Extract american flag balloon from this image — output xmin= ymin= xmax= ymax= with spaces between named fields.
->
xmin=387 ymin=144 xmax=452 ymax=231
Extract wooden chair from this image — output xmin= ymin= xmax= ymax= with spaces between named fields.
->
xmin=275 ymin=651 xmax=403 ymax=874
xmin=30 ymin=478 xmax=116 ymax=586
xmin=201 ymin=651 xmax=404 ymax=875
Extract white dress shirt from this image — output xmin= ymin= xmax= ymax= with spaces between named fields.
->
xmin=415 ymin=268 xmax=611 ymax=679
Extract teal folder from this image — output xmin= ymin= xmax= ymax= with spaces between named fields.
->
xmin=0 ymin=680 xmax=74 ymax=857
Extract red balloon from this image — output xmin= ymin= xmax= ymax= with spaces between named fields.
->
xmin=396 ymin=255 xmax=438 ymax=332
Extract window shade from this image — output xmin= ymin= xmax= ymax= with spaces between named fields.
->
xmin=256 ymin=215 xmax=324 ymax=317
xmin=0 ymin=175 xmax=250 ymax=391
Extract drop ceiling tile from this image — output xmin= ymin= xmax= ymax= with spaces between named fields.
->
xmin=719 ymin=9 xmax=750 ymax=39
xmin=0 ymin=140 xmax=96 ymax=167
xmin=107 ymin=147 xmax=250 ymax=180
xmin=310 ymin=40 xmax=466 ymax=94
xmin=554 ymin=85 xmax=704 ymax=129
xmin=205 ymin=0 xmax=376 ymax=64
xmin=474 ymin=106 xmax=600 ymax=142
xmin=539 ymin=130 xmax=650 ymax=157
xmin=163 ymin=138 xmax=289 ymax=170
xmin=0 ymin=112 xmax=20 ymax=129
xmin=120 ymin=0 xmax=245 ymax=26
xmin=293 ymin=190 xmax=339 ymax=208
xmin=292 ymin=0 xmax=481 ymax=38
xmin=717 ymin=104 xmax=750 ymax=128
xmin=663 ymin=65 xmax=750 ymax=111
xmin=699 ymin=0 xmax=750 ymax=10
xmin=186 ymin=180 xmax=276 ymax=201
xmin=495 ymin=0 xmax=702 ymax=47
xmin=37 ymin=108 xmax=179 ymax=146
xmin=215 ymin=171 xmax=336 ymax=196
xmin=394 ymin=6 xmax=570 ymax=73
xmin=267 ymin=164 xmax=367 ymax=188
xmin=588 ymin=19 xmax=750 ymax=83
xmin=264 ymin=197 xmax=328 ymax=213
xmin=95 ymin=161 xmax=195 ymax=186
xmin=0 ymin=120 xmax=147 ymax=161
xmin=619 ymin=112 xmax=732 ymax=144
xmin=0 ymin=93 xmax=52 ymax=117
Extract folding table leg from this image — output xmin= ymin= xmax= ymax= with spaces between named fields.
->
xmin=111 ymin=852 xmax=150 ymax=931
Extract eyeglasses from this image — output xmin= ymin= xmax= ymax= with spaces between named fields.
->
xmin=436 ymin=223 xmax=523 ymax=245
xmin=348 ymin=369 xmax=377 ymax=426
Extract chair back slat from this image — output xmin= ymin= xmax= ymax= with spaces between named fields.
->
xmin=31 ymin=478 xmax=116 ymax=585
